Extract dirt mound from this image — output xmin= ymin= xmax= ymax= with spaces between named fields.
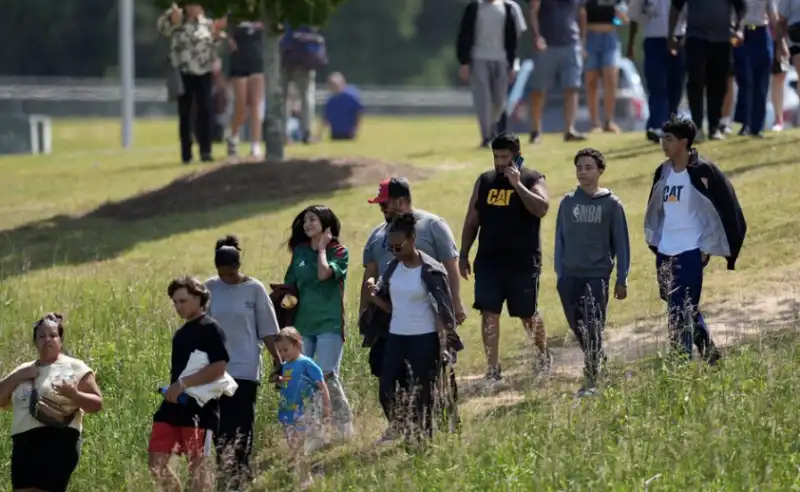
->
xmin=87 ymin=157 xmax=430 ymax=222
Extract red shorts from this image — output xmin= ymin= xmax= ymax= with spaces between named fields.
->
xmin=148 ymin=422 xmax=213 ymax=457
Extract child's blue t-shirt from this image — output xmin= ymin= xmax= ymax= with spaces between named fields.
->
xmin=278 ymin=355 xmax=324 ymax=425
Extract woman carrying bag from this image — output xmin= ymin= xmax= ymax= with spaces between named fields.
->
xmin=158 ymin=2 xmax=228 ymax=164
xmin=283 ymin=205 xmax=354 ymax=448
xmin=0 ymin=313 xmax=103 ymax=492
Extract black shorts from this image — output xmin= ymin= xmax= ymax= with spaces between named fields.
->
xmin=773 ymin=41 xmax=788 ymax=74
xmin=473 ymin=266 xmax=540 ymax=318
xmin=229 ymin=69 xmax=261 ymax=78
xmin=12 ymin=427 xmax=81 ymax=492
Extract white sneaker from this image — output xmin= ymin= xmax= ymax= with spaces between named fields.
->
xmin=250 ymin=142 xmax=263 ymax=158
xmin=772 ymin=122 xmax=784 ymax=132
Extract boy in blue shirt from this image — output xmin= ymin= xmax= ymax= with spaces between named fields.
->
xmin=276 ymin=327 xmax=331 ymax=490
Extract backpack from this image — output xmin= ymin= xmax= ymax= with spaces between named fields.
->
xmin=281 ymin=28 xmax=328 ymax=71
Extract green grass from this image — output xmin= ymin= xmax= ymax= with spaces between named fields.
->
xmin=1 ymin=117 xmax=799 ymax=491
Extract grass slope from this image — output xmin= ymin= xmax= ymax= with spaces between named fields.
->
xmin=0 ymin=117 xmax=799 ymax=491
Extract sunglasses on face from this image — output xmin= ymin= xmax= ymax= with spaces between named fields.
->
xmin=387 ymin=240 xmax=407 ymax=253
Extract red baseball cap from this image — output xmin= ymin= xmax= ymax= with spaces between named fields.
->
xmin=367 ymin=177 xmax=411 ymax=204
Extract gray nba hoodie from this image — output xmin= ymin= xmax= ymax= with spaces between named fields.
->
xmin=554 ymin=187 xmax=631 ymax=285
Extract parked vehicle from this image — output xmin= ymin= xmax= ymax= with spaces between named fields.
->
xmin=507 ymin=57 xmax=649 ymax=134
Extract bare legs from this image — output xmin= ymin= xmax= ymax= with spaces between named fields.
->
xmin=227 ymin=74 xmax=265 ymax=157
xmin=481 ymin=312 xmax=550 ymax=379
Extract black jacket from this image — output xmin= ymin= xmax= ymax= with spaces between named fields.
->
xmin=645 ymin=150 xmax=747 ymax=270
xmin=456 ymin=0 xmax=518 ymax=68
xmin=359 ymin=251 xmax=464 ymax=354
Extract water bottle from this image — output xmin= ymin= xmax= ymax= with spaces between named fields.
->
xmin=613 ymin=3 xmax=628 ymax=26
xmin=158 ymin=387 xmax=190 ymax=405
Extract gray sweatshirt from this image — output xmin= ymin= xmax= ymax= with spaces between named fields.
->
xmin=674 ymin=0 xmax=745 ymax=43
xmin=554 ymin=187 xmax=631 ymax=284
xmin=205 ymin=276 xmax=279 ymax=382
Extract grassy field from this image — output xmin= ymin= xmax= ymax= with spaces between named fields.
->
xmin=1 ymin=116 xmax=800 ymax=491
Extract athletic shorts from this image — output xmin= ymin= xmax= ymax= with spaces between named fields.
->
xmin=148 ymin=422 xmax=213 ymax=457
xmin=12 ymin=427 xmax=81 ymax=492
xmin=773 ymin=41 xmax=788 ymax=74
xmin=473 ymin=265 xmax=540 ymax=318
xmin=229 ymin=68 xmax=261 ymax=78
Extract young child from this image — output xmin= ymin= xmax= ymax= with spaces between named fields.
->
xmin=554 ymin=148 xmax=631 ymax=398
xmin=276 ymin=327 xmax=331 ymax=490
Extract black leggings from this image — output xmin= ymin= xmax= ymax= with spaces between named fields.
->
xmin=215 ymin=379 xmax=259 ymax=490
xmin=12 ymin=427 xmax=81 ymax=492
xmin=178 ymin=72 xmax=213 ymax=162
xmin=685 ymin=38 xmax=732 ymax=132
xmin=379 ymin=332 xmax=441 ymax=439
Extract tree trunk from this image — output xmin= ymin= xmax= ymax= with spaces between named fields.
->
xmin=262 ymin=15 xmax=285 ymax=161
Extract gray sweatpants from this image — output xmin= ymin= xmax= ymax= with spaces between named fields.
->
xmin=470 ymin=59 xmax=509 ymax=141
xmin=557 ymin=276 xmax=610 ymax=386
xmin=281 ymin=67 xmax=316 ymax=138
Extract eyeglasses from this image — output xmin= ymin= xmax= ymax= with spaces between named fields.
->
xmin=387 ymin=240 xmax=407 ymax=253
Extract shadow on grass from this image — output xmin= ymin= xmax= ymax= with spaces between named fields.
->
xmin=0 ymin=157 xmax=429 ymax=280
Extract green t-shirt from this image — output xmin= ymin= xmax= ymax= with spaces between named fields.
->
xmin=284 ymin=242 xmax=348 ymax=337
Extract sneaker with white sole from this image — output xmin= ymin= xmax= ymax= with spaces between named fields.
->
xmin=226 ymin=136 xmax=239 ymax=157
xmin=576 ymin=386 xmax=600 ymax=398
xmin=772 ymin=122 xmax=784 ymax=132
xmin=250 ymin=142 xmax=263 ymax=158
xmin=484 ymin=365 xmax=502 ymax=383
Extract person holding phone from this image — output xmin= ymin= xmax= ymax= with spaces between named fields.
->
xmin=459 ymin=131 xmax=552 ymax=383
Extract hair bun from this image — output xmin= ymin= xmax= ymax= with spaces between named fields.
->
xmin=215 ymin=234 xmax=241 ymax=251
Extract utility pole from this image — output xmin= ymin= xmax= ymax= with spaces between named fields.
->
xmin=120 ymin=0 xmax=135 ymax=149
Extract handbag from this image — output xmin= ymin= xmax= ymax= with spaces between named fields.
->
xmin=166 ymin=64 xmax=184 ymax=102
xmin=28 ymin=372 xmax=77 ymax=429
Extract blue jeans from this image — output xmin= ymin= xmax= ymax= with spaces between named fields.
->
xmin=302 ymin=333 xmax=353 ymax=429
xmin=302 ymin=333 xmax=344 ymax=375
xmin=644 ymin=37 xmax=686 ymax=130
xmin=655 ymin=249 xmax=710 ymax=358
xmin=585 ymin=31 xmax=620 ymax=71
xmin=734 ymin=26 xmax=773 ymax=133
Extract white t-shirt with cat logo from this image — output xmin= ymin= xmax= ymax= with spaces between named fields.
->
xmin=657 ymin=169 xmax=703 ymax=256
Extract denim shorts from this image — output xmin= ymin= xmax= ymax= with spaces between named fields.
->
xmin=302 ymin=333 xmax=344 ymax=375
xmin=529 ymin=43 xmax=583 ymax=92
xmin=585 ymin=31 xmax=620 ymax=71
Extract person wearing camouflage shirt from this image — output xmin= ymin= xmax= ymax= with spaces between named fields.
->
xmin=157 ymin=3 xmax=227 ymax=164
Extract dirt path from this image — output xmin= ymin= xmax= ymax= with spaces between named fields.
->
xmin=459 ymin=288 xmax=800 ymax=415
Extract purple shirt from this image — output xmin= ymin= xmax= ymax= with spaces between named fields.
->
xmin=534 ymin=0 xmax=586 ymax=46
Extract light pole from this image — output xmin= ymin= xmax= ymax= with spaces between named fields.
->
xmin=120 ymin=0 xmax=135 ymax=149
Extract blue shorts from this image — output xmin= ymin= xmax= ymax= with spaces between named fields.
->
xmin=529 ymin=43 xmax=583 ymax=92
xmin=584 ymin=31 xmax=620 ymax=71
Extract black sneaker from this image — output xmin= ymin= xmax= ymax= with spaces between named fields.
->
xmin=480 ymin=138 xmax=491 ymax=148
xmin=738 ymin=126 xmax=750 ymax=137
xmin=708 ymin=130 xmax=725 ymax=141
xmin=200 ymin=154 xmax=214 ymax=162
xmin=528 ymin=131 xmax=541 ymax=144
xmin=485 ymin=365 xmax=502 ymax=382
xmin=646 ymin=129 xmax=661 ymax=143
xmin=719 ymin=123 xmax=733 ymax=135
xmin=751 ymin=132 xmax=765 ymax=139
xmin=564 ymin=130 xmax=587 ymax=142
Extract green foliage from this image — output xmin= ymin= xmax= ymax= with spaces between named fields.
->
xmin=152 ymin=0 xmax=348 ymax=27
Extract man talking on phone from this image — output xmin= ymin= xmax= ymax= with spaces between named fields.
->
xmin=459 ymin=131 xmax=552 ymax=383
